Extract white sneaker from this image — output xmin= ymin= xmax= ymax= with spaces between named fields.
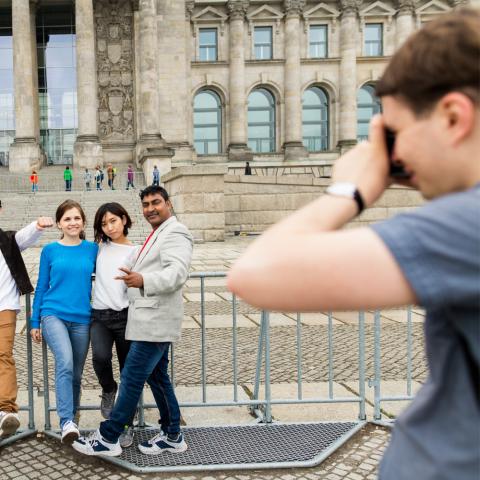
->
xmin=72 ymin=429 xmax=122 ymax=457
xmin=0 ymin=412 xmax=20 ymax=438
xmin=138 ymin=431 xmax=187 ymax=455
xmin=61 ymin=420 xmax=80 ymax=445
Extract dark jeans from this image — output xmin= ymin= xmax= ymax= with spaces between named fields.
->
xmin=100 ymin=341 xmax=180 ymax=443
xmin=126 ymin=180 xmax=134 ymax=190
xmin=65 ymin=179 xmax=71 ymax=191
xmin=90 ymin=308 xmax=130 ymax=393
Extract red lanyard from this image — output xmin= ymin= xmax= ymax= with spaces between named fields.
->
xmin=138 ymin=229 xmax=156 ymax=258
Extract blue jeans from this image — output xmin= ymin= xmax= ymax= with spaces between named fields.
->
xmin=41 ymin=315 xmax=90 ymax=428
xmin=100 ymin=341 xmax=180 ymax=443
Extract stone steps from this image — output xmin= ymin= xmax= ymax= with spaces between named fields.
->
xmin=0 ymin=190 xmax=152 ymax=246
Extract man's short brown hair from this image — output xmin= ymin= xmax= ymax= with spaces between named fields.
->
xmin=376 ymin=8 xmax=480 ymax=116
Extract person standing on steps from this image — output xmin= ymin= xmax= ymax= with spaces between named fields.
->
xmin=64 ymin=166 xmax=72 ymax=192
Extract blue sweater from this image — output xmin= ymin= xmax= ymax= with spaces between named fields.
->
xmin=31 ymin=241 xmax=98 ymax=329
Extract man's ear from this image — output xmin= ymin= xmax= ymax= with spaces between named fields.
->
xmin=438 ymin=92 xmax=476 ymax=145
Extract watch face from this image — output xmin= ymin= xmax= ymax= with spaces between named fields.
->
xmin=328 ymin=183 xmax=356 ymax=197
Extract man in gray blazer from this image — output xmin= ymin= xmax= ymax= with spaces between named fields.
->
xmin=74 ymin=185 xmax=193 ymax=457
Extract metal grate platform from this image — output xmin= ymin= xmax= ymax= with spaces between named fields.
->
xmin=101 ymin=422 xmax=363 ymax=473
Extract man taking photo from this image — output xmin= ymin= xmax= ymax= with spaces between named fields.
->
xmin=228 ymin=9 xmax=480 ymax=480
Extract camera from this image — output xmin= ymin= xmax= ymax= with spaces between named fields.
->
xmin=385 ymin=128 xmax=410 ymax=179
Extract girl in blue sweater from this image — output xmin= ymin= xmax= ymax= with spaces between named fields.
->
xmin=31 ymin=200 xmax=98 ymax=444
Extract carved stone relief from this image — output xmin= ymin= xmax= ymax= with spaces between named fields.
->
xmin=95 ymin=0 xmax=135 ymax=143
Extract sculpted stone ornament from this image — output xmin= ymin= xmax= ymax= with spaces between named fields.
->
xmin=339 ymin=0 xmax=361 ymax=16
xmin=185 ymin=0 xmax=195 ymax=19
xmin=228 ymin=0 xmax=249 ymax=20
xmin=449 ymin=0 xmax=468 ymax=7
xmin=95 ymin=0 xmax=135 ymax=143
xmin=284 ymin=0 xmax=306 ymax=16
xmin=396 ymin=0 xmax=417 ymax=13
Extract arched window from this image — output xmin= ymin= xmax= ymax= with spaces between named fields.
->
xmin=194 ymin=89 xmax=222 ymax=155
xmin=357 ymin=84 xmax=381 ymax=141
xmin=248 ymin=88 xmax=275 ymax=153
xmin=302 ymin=87 xmax=329 ymax=151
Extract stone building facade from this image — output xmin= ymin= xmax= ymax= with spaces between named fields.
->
xmin=0 ymin=0 xmax=469 ymax=175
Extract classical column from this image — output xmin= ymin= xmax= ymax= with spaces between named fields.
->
xmin=395 ymin=0 xmax=416 ymax=49
xmin=9 ymin=0 xmax=41 ymax=173
xmin=337 ymin=0 xmax=359 ymax=153
xmin=227 ymin=0 xmax=253 ymax=162
xmin=138 ymin=0 xmax=162 ymax=142
xmin=283 ymin=0 xmax=307 ymax=161
xmin=74 ymin=0 xmax=103 ymax=168
xmin=135 ymin=0 xmax=173 ymax=177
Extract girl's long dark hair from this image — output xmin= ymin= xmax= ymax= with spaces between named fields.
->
xmin=93 ymin=202 xmax=132 ymax=243
xmin=56 ymin=199 xmax=87 ymax=240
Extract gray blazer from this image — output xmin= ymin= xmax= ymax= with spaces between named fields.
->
xmin=125 ymin=216 xmax=193 ymax=343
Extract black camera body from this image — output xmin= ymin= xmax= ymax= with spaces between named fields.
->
xmin=385 ymin=128 xmax=410 ymax=179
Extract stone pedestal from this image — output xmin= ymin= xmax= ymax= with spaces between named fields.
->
xmin=9 ymin=138 xmax=41 ymax=173
xmin=137 ymin=140 xmax=175 ymax=184
xmin=283 ymin=142 xmax=308 ymax=161
xmin=74 ymin=136 xmax=104 ymax=168
xmin=227 ymin=144 xmax=253 ymax=162
xmin=163 ymin=165 xmax=227 ymax=242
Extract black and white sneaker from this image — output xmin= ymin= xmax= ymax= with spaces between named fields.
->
xmin=61 ymin=420 xmax=80 ymax=445
xmin=72 ymin=429 xmax=122 ymax=457
xmin=138 ymin=431 xmax=187 ymax=455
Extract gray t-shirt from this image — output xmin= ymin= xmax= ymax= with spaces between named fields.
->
xmin=372 ymin=184 xmax=480 ymax=480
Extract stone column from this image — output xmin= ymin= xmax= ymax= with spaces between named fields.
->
xmin=283 ymin=0 xmax=307 ymax=161
xmin=395 ymin=0 xmax=416 ymax=49
xmin=74 ymin=0 xmax=103 ymax=168
xmin=9 ymin=0 xmax=41 ymax=173
xmin=337 ymin=0 xmax=359 ymax=153
xmin=135 ymin=0 xmax=173 ymax=177
xmin=227 ymin=0 xmax=253 ymax=162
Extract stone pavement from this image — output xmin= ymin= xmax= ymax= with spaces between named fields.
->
xmin=1 ymin=237 xmax=424 ymax=479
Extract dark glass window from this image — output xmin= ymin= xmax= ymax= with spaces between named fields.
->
xmin=302 ymin=87 xmax=329 ymax=152
xmin=309 ymin=25 xmax=328 ymax=58
xmin=248 ymin=88 xmax=275 ymax=153
xmin=194 ymin=90 xmax=222 ymax=155
xmin=199 ymin=28 xmax=217 ymax=61
xmin=36 ymin=4 xmax=77 ymax=165
xmin=364 ymin=23 xmax=383 ymax=56
xmin=254 ymin=27 xmax=272 ymax=60
xmin=0 ymin=7 xmax=13 ymax=166
xmin=357 ymin=84 xmax=382 ymax=141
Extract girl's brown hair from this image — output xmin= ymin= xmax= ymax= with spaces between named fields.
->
xmin=55 ymin=199 xmax=87 ymax=240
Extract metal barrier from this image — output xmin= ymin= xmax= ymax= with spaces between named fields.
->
xmin=370 ymin=308 xmax=416 ymax=427
xmin=0 ymin=295 xmax=37 ymax=448
xmin=6 ymin=273 xmax=422 ymax=471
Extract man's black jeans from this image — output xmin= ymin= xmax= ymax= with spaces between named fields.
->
xmin=90 ymin=308 xmax=130 ymax=393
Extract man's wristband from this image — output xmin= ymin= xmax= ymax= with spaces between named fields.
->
xmin=326 ymin=183 xmax=365 ymax=215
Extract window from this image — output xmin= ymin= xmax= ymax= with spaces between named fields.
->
xmin=364 ymin=23 xmax=383 ymax=56
xmin=248 ymin=88 xmax=275 ymax=153
xmin=254 ymin=27 xmax=272 ymax=60
xmin=194 ymin=90 xmax=222 ymax=155
xmin=302 ymin=87 xmax=329 ymax=152
xmin=0 ymin=8 xmax=14 ymax=167
xmin=36 ymin=5 xmax=77 ymax=165
xmin=357 ymin=84 xmax=381 ymax=141
xmin=199 ymin=28 xmax=217 ymax=61
xmin=309 ymin=25 xmax=328 ymax=58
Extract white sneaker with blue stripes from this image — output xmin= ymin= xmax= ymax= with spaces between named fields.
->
xmin=138 ymin=431 xmax=188 ymax=455
xmin=72 ymin=429 xmax=122 ymax=457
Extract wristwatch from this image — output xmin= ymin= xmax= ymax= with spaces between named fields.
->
xmin=326 ymin=182 xmax=365 ymax=215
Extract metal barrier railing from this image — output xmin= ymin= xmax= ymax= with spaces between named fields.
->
xmin=0 ymin=295 xmax=37 ymax=448
xmin=370 ymin=307 xmax=415 ymax=426
xmin=3 ymin=274 xmax=420 ymax=470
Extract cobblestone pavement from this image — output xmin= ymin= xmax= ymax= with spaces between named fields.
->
xmin=0 ymin=424 xmax=389 ymax=480
xmin=14 ymin=323 xmax=427 ymax=390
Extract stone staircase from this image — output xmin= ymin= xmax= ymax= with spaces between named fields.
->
xmin=0 ymin=190 xmax=152 ymax=246
xmin=0 ymin=165 xmax=146 ymax=193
